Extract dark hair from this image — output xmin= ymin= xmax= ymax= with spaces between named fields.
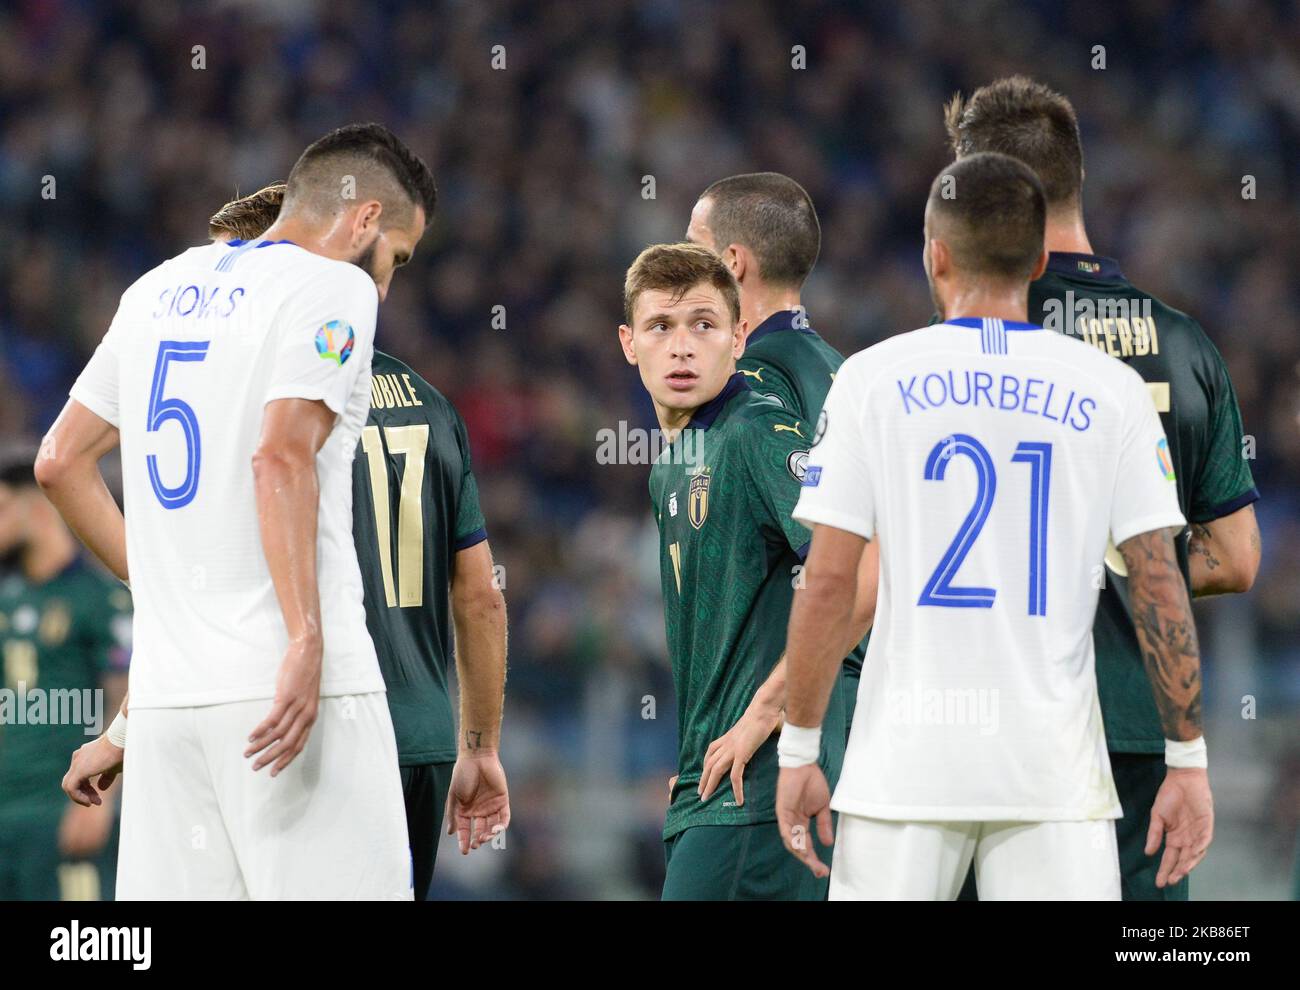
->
xmin=698 ymin=172 xmax=820 ymax=288
xmin=209 ymin=182 xmax=286 ymax=241
xmin=624 ymin=243 xmax=741 ymax=326
xmin=927 ymin=152 xmax=1046 ymax=281
xmin=944 ymin=76 xmax=1084 ymax=208
xmin=284 ymin=123 xmax=437 ymax=225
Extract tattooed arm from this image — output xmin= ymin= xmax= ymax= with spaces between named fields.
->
xmin=1119 ymin=526 xmax=1203 ymax=739
xmin=447 ymin=539 xmax=510 ymax=853
xmin=1187 ymin=503 xmax=1261 ymax=597
xmin=1117 ymin=525 xmax=1213 ymax=886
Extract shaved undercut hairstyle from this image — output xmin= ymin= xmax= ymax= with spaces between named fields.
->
xmin=281 ymin=123 xmax=437 ymax=228
xmin=944 ymin=76 xmax=1084 ymax=210
xmin=699 ymin=172 xmax=820 ymax=288
xmin=928 ymin=152 xmax=1046 ymax=282
xmin=208 ymin=182 xmax=286 ymax=241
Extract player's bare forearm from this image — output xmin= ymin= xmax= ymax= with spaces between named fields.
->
xmin=35 ymin=400 xmax=128 ymax=582
xmin=451 ymin=541 xmax=507 ymax=753
xmin=752 ymin=657 xmax=786 ymax=720
xmin=253 ymin=401 xmax=333 ymax=646
xmin=784 ymin=524 xmax=867 ymax=728
xmin=1118 ymin=526 xmax=1203 ymax=741
xmin=1188 ymin=504 xmax=1260 ymax=597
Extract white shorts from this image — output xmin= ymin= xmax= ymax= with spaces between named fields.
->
xmin=116 ymin=693 xmax=411 ymax=900
xmin=829 ymin=814 xmax=1121 ymax=901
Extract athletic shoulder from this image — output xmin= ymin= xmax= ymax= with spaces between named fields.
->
xmin=730 ymin=390 xmax=813 ymax=444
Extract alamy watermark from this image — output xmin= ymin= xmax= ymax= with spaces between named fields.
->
xmin=0 ymin=683 xmax=104 ymax=736
xmin=595 ymin=422 xmax=705 ymax=466
xmin=886 ymin=684 xmax=1000 ymax=736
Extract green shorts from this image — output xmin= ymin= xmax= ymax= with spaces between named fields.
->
xmin=401 ymin=761 xmax=455 ymax=901
xmin=662 ymin=821 xmax=831 ymax=901
xmin=1111 ymin=752 xmax=1188 ymax=901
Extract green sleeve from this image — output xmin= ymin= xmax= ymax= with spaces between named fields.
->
xmin=737 ymin=356 xmax=800 ymax=416
xmin=452 ymin=411 xmax=487 ymax=548
xmin=739 ymin=412 xmax=813 ymax=556
xmin=1189 ymin=339 xmax=1258 ymax=523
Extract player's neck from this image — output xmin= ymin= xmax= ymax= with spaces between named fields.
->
xmin=1043 ymin=207 xmax=1095 ymax=256
xmin=941 ymin=284 xmax=1031 ymax=325
xmin=654 ymin=402 xmax=694 ymax=445
xmin=741 ymin=285 xmax=803 ymax=338
xmin=23 ymin=526 xmax=77 ymax=584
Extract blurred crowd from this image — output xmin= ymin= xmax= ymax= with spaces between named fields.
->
xmin=1 ymin=0 xmax=1297 ymax=898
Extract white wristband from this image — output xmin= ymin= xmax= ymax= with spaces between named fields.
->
xmin=777 ymin=723 xmax=821 ymax=768
xmin=1165 ymin=736 xmax=1206 ymax=769
xmin=106 ymin=711 xmax=128 ymax=749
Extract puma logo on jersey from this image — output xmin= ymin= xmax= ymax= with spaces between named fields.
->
xmin=773 ymin=422 xmax=804 ymax=437
xmin=741 ymin=368 xmax=764 ymax=383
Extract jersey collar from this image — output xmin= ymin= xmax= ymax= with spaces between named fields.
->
xmin=1044 ymin=251 xmax=1124 ymax=280
xmin=223 ymin=238 xmax=297 ymax=248
xmin=746 ymin=308 xmax=815 ymax=347
xmin=944 ymin=317 xmax=1042 ymax=331
xmin=687 ymin=371 xmax=751 ymax=430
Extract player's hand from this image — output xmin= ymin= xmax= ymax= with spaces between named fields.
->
xmin=667 ymin=774 xmax=679 ymax=804
xmin=446 ymin=751 xmax=511 ymax=855
xmin=1146 ymin=766 xmax=1214 ymax=887
xmin=698 ymin=701 xmax=782 ymax=806
xmin=62 ymin=733 xmax=125 ymax=808
xmin=245 ymin=634 xmax=322 ymax=776
xmin=776 ymin=764 xmax=834 ymax=878
xmin=58 ymin=799 xmax=115 ymax=858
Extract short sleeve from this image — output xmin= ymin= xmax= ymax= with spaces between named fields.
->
xmin=740 ymin=411 xmax=814 ymax=558
xmin=69 ymin=310 xmax=126 ymax=428
xmin=1189 ymin=341 xmax=1258 ymax=523
xmin=738 ymin=356 xmax=799 ymax=415
xmin=264 ymin=265 xmax=378 ymax=414
xmin=452 ymin=411 xmax=488 ymax=550
xmin=1110 ymin=369 xmax=1187 ymax=546
xmin=792 ymin=363 xmax=875 ymax=540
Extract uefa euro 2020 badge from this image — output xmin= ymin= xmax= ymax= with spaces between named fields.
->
xmin=315 ymin=319 xmax=355 ymax=365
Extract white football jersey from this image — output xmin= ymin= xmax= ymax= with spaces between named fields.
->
xmin=70 ymin=239 xmax=383 ymax=708
xmin=794 ymin=317 xmax=1185 ymax=821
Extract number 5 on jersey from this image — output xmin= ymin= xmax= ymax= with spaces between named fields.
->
xmin=360 ymin=424 xmax=429 ymax=608
xmin=147 ymin=340 xmax=210 ymax=509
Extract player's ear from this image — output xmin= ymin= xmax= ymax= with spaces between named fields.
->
xmin=929 ymin=237 xmax=951 ymax=280
xmin=618 ymin=324 xmax=638 ymax=365
xmin=725 ymin=244 xmax=746 ymax=283
xmin=731 ymin=318 xmax=746 ymax=357
xmin=1030 ymin=247 xmax=1049 ymax=282
xmin=350 ymin=200 xmax=383 ymax=247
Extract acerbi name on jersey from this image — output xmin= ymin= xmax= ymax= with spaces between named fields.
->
xmin=896 ymin=368 xmax=1097 ymax=433
xmin=1042 ymin=292 xmax=1160 ymax=358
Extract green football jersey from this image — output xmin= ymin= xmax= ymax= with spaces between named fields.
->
xmin=352 ymin=350 xmax=488 ymax=766
xmin=0 ymin=558 xmax=132 ymax=819
xmin=737 ymin=309 xmax=842 ymax=421
xmin=651 ymin=372 xmax=846 ymax=840
xmin=1031 ymin=253 xmax=1258 ymax=752
xmin=739 ymin=312 xmax=866 ymax=703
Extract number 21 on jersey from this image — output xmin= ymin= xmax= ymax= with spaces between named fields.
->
xmin=918 ymin=433 xmax=1052 ymax=617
